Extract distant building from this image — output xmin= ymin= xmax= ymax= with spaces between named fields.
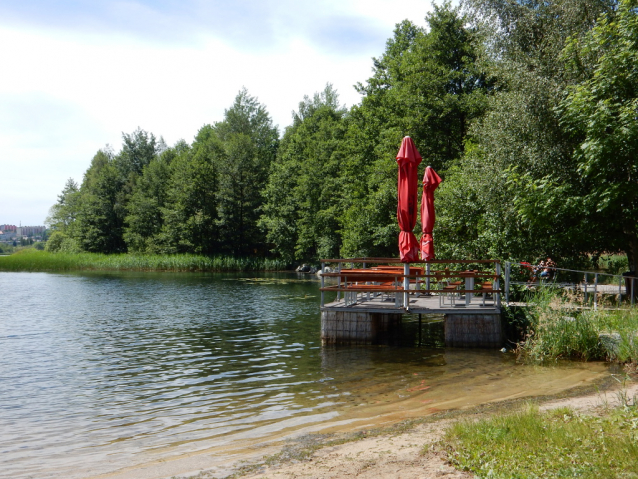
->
xmin=0 ymin=225 xmax=17 ymax=232
xmin=17 ymin=226 xmax=45 ymax=236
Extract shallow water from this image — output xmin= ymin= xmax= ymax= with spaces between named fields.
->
xmin=0 ymin=272 xmax=610 ymax=478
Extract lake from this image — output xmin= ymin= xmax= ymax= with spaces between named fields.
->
xmin=0 ymin=271 xmax=611 ymax=478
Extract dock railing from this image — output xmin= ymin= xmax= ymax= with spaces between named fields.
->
xmin=504 ymin=261 xmax=638 ymax=309
xmin=319 ymin=258 xmax=502 ymax=311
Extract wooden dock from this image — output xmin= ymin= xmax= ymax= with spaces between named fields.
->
xmin=319 ymin=258 xmax=503 ymax=348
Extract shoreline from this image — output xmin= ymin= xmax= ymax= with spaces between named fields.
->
xmin=88 ymin=373 xmax=635 ymax=479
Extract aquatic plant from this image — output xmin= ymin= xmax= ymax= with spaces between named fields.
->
xmin=517 ymin=287 xmax=638 ymax=364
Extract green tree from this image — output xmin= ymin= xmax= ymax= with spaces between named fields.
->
xmin=339 ymin=4 xmax=490 ymax=258
xmin=74 ymin=151 xmax=126 ymax=253
xmin=213 ymin=89 xmax=279 ymax=256
xmin=433 ymin=0 xmax=616 ymax=264
xmin=158 ymin=130 xmax=220 ymax=254
xmin=123 ymin=145 xmax=181 ymax=252
xmin=260 ymin=84 xmax=348 ymax=262
xmin=560 ymin=0 xmax=638 ymax=272
xmin=46 ymin=178 xmax=81 ymax=235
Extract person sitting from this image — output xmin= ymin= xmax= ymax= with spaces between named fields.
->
xmin=539 ymin=258 xmax=555 ymax=280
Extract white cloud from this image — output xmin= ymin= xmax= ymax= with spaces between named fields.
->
xmin=0 ymin=1 xmax=433 ymax=225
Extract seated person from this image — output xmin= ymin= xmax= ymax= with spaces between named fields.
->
xmin=539 ymin=258 xmax=555 ymax=279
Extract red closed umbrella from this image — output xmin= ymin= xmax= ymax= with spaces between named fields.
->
xmin=420 ymin=166 xmax=442 ymax=261
xmin=396 ymin=137 xmax=422 ymax=263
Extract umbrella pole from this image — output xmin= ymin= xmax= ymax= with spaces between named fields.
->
xmin=426 ymin=263 xmax=430 ymax=293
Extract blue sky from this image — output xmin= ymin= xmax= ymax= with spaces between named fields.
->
xmin=0 ymin=0 xmax=432 ymax=226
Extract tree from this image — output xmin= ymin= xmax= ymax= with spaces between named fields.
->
xmin=46 ymin=178 xmax=80 ymax=234
xmin=213 ymin=89 xmax=279 ymax=256
xmin=260 ymin=84 xmax=348 ymax=262
xmin=123 ymin=145 xmax=179 ymax=252
xmin=560 ymin=0 xmax=638 ymax=272
xmin=432 ymin=0 xmax=616 ymax=265
xmin=158 ymin=130 xmax=220 ymax=254
xmin=339 ymin=4 xmax=490 ymax=258
xmin=74 ymin=152 xmax=126 ymax=253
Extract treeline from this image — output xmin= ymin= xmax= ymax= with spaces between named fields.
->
xmin=48 ymin=0 xmax=638 ymax=272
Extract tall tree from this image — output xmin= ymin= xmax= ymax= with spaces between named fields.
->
xmin=124 ymin=144 xmax=183 ymax=252
xmin=340 ymin=3 xmax=490 ymax=258
xmin=158 ymin=129 xmax=220 ymax=254
xmin=74 ymin=151 xmax=126 ymax=253
xmin=432 ymin=0 xmax=616 ymax=264
xmin=260 ymin=84 xmax=348 ymax=262
xmin=213 ymin=89 xmax=279 ymax=256
xmin=560 ymin=0 xmax=638 ymax=271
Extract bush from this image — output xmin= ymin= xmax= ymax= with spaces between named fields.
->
xmin=45 ymin=232 xmax=81 ymax=253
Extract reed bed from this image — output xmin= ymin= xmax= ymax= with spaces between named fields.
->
xmin=516 ymin=288 xmax=638 ymax=365
xmin=0 ymin=249 xmax=287 ymax=272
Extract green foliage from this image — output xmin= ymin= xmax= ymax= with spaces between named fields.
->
xmin=75 ymin=157 xmax=126 ymax=253
xmin=45 ymin=231 xmax=81 ymax=253
xmin=560 ymin=0 xmax=638 ymax=272
xmin=213 ymin=88 xmax=279 ymax=256
xmin=44 ymin=1 xmax=638 ymax=267
xmin=159 ymin=137 xmax=219 ymax=254
xmin=260 ymin=84 xmax=347 ymax=262
xmin=340 ymin=3 xmax=490 ymax=258
xmin=123 ymin=146 xmax=177 ymax=252
xmin=444 ymin=403 xmax=638 ymax=478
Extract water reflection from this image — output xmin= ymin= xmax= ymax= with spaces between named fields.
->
xmin=0 ymin=272 xmax=609 ymax=479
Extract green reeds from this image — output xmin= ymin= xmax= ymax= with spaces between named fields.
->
xmin=517 ymin=287 xmax=638 ymax=364
xmin=0 ymin=249 xmax=287 ymax=272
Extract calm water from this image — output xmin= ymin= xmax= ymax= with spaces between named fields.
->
xmin=0 ymin=272 xmax=610 ymax=478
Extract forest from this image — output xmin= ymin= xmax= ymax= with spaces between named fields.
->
xmin=46 ymin=0 xmax=638 ymax=273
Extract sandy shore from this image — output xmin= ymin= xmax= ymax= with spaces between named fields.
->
xmin=233 ymin=381 xmax=638 ymax=479
xmin=90 ymin=378 xmax=637 ymax=479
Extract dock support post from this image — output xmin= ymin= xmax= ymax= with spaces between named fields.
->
xmin=337 ymin=262 xmax=342 ymax=302
xmin=444 ymin=313 xmax=503 ymax=348
xmin=321 ymin=311 xmax=402 ymax=345
xmin=403 ymin=263 xmax=410 ymax=311
xmin=320 ymin=261 xmax=325 ymax=307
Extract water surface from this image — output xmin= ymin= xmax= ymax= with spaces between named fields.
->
xmin=0 ymin=272 xmax=609 ymax=478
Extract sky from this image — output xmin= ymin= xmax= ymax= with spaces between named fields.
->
xmin=0 ymin=0 xmax=433 ymax=226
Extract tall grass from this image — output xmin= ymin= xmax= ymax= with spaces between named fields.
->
xmin=517 ymin=287 xmax=638 ymax=364
xmin=0 ymin=249 xmax=287 ymax=273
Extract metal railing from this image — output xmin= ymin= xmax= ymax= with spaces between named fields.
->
xmin=319 ymin=257 xmax=502 ymax=311
xmin=504 ymin=261 xmax=637 ymax=309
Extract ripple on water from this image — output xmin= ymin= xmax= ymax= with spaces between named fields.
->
xmin=0 ymin=271 xmax=610 ymax=479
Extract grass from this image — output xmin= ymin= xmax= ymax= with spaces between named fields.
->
xmin=514 ymin=287 xmax=638 ymax=365
xmin=442 ymin=401 xmax=638 ymax=479
xmin=0 ymin=249 xmax=287 ymax=273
